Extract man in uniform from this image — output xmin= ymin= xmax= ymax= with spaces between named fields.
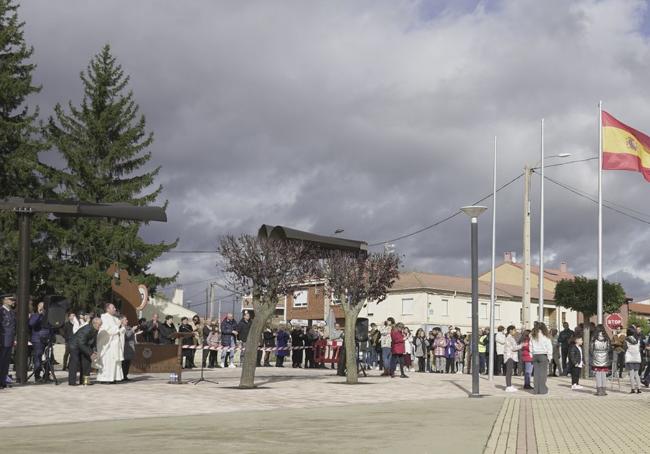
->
xmin=0 ymin=294 xmax=17 ymax=389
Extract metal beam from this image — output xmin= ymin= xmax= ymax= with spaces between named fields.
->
xmin=0 ymin=197 xmax=167 ymax=222
xmin=0 ymin=196 xmax=168 ymax=385
xmin=258 ymin=224 xmax=368 ymax=254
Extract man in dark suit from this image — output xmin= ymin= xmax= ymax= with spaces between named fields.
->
xmin=29 ymin=301 xmax=53 ymax=382
xmin=0 ymin=294 xmax=17 ymax=389
xmin=68 ymin=317 xmax=102 ymax=386
xmin=158 ymin=315 xmax=177 ymax=345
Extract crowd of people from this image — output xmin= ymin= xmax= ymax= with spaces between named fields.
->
xmin=359 ymin=318 xmax=650 ymax=395
xmin=2 ymin=291 xmax=650 ymax=395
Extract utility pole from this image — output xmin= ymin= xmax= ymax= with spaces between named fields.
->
xmin=522 ymin=166 xmax=532 ymax=329
xmin=204 ymin=287 xmax=209 ymax=319
xmin=208 ymin=282 xmax=215 ymax=320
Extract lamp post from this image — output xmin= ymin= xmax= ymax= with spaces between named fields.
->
xmin=460 ymin=205 xmax=487 ymax=398
xmin=538 ymin=121 xmax=571 ymax=323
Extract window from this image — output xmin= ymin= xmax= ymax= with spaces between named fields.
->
xmin=494 ymin=304 xmax=501 ymax=320
xmin=467 ymin=302 xmax=472 ymax=318
xmin=292 ymin=289 xmax=308 ymax=308
xmin=441 ymin=298 xmax=449 ymax=317
xmin=402 ymin=298 xmax=415 ymax=315
xmin=480 ymin=303 xmax=488 ymax=319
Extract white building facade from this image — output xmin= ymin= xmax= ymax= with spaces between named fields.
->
xmin=359 ymin=272 xmax=578 ymax=333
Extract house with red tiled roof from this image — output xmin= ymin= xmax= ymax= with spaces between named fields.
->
xmin=479 ymin=252 xmax=575 ymax=294
xmin=359 ymin=270 xmax=578 ymax=333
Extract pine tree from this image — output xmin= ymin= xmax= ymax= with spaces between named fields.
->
xmin=0 ymin=0 xmax=50 ymax=295
xmin=47 ymin=44 xmax=177 ymax=309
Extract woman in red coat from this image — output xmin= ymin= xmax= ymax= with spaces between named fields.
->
xmin=390 ymin=323 xmax=408 ymax=378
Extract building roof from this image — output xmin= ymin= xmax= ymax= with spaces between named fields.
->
xmin=391 ymin=271 xmax=556 ymax=302
xmin=507 ymin=262 xmax=575 ymax=282
xmin=628 ymin=303 xmax=650 ymax=316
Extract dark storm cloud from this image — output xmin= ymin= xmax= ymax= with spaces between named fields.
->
xmin=17 ymin=0 xmax=650 ymax=297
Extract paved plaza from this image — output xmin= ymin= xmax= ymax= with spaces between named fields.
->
xmin=1 ymin=367 xmax=649 ymax=453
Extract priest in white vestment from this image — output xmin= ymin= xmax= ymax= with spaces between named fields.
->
xmin=96 ymin=303 xmax=125 ymax=382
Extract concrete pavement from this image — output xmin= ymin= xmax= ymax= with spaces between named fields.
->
xmin=1 ymin=367 xmax=648 ymax=453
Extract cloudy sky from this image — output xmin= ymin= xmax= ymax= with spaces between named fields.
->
xmin=19 ymin=0 xmax=650 ymax=303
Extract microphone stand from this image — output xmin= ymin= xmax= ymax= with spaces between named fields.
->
xmin=188 ymin=344 xmax=218 ymax=385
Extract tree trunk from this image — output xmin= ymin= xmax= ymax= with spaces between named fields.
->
xmin=343 ymin=306 xmax=361 ymax=384
xmin=582 ymin=322 xmax=590 ymax=379
xmin=239 ymin=302 xmax=274 ymax=389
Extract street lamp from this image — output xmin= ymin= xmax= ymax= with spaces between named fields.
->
xmin=538 ymin=118 xmax=571 ymax=323
xmin=460 ymin=205 xmax=487 ymax=398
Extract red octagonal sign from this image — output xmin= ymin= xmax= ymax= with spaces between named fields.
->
xmin=606 ymin=313 xmax=623 ymax=330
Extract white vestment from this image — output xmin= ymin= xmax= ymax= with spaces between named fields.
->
xmin=96 ymin=313 xmax=125 ymax=382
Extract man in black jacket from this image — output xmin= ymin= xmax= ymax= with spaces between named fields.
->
xmin=220 ymin=313 xmax=238 ymax=368
xmin=68 ymin=317 xmax=101 ymax=386
xmin=159 ymin=315 xmax=177 ymax=345
xmin=62 ymin=312 xmax=77 ymax=371
xmin=291 ymin=325 xmax=305 ymax=368
xmin=557 ymin=322 xmax=574 ymax=376
xmin=237 ymin=311 xmax=252 ymax=366
xmin=179 ymin=317 xmax=194 ymax=369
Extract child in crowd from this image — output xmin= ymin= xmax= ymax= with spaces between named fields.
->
xmin=454 ymin=335 xmax=465 ymax=374
xmin=568 ymin=336 xmax=584 ymax=390
xmin=433 ymin=331 xmax=447 ymax=373
xmin=624 ymin=327 xmax=642 ymax=394
xmin=520 ymin=330 xmax=533 ymax=390
xmin=591 ymin=325 xmax=610 ymax=396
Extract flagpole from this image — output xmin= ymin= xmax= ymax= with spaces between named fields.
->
xmin=539 ymin=118 xmax=545 ymax=323
xmin=488 ymin=135 xmax=497 ymax=382
xmin=597 ymin=101 xmax=603 ymax=324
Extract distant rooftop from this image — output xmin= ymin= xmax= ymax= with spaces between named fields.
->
xmin=391 ymin=271 xmax=556 ymax=302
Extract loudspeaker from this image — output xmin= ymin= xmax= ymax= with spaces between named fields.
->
xmin=355 ymin=317 xmax=369 ymax=342
xmin=44 ymin=295 xmax=70 ymax=329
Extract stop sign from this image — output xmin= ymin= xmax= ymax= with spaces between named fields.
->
xmin=606 ymin=313 xmax=623 ymax=330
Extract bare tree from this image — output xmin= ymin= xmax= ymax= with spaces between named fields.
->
xmin=321 ymin=251 xmax=399 ymax=384
xmin=218 ymin=234 xmax=316 ymax=388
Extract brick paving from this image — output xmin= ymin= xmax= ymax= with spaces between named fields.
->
xmin=485 ymin=397 xmax=650 ymax=454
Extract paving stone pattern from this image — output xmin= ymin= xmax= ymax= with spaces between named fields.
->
xmin=485 ymin=397 xmax=650 ymax=454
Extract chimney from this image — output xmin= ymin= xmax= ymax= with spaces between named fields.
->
xmin=504 ymin=251 xmax=512 ymax=263
xmin=560 ymin=261 xmax=567 ymax=273
xmin=511 ymin=252 xmax=517 ymax=263
xmin=172 ymin=287 xmax=184 ymax=306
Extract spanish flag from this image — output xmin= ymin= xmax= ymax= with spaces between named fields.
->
xmin=602 ymin=111 xmax=650 ymax=182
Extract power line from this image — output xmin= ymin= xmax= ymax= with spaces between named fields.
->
xmin=165 ymin=250 xmax=217 ymax=253
xmin=537 ymin=171 xmax=650 ymax=225
xmin=537 ymin=156 xmax=598 ymax=169
xmin=172 ymin=276 xmax=219 ymax=287
xmin=368 ymin=172 xmax=524 ymax=246
xmin=159 ymin=157 xmax=599 ymax=253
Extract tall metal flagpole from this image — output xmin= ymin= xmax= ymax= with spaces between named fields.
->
xmin=488 ymin=136 xmax=497 ymax=381
xmin=539 ymin=119 xmax=545 ymax=323
xmin=597 ymin=101 xmax=603 ymax=324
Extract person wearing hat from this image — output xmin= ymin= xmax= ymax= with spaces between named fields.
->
xmin=0 ymin=294 xmax=17 ymax=389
